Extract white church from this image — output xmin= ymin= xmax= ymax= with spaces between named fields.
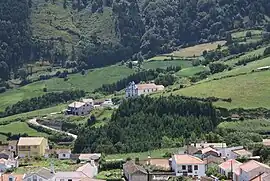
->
xmin=125 ymin=81 xmax=164 ymax=98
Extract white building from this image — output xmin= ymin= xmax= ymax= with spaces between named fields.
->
xmin=219 ymin=146 xmax=252 ymax=159
xmin=0 ymin=158 xmax=19 ymax=173
xmin=56 ymin=149 xmax=71 ymax=160
xmin=67 ymin=99 xmax=94 ymax=116
xmin=171 ymin=154 xmax=206 ymax=178
xmin=125 ymin=81 xmax=164 ymax=98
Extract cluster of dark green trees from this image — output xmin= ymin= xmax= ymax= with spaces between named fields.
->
xmin=2 ymin=0 xmax=270 ymax=80
xmin=73 ymin=95 xmax=218 ymax=154
xmin=95 ymin=66 xmax=180 ymax=94
xmin=1 ymin=90 xmax=85 ymax=117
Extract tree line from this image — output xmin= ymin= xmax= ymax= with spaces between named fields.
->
xmin=1 ymin=90 xmax=85 ymax=117
xmin=73 ymin=95 xmax=218 ymax=154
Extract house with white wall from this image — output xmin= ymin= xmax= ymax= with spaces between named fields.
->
xmin=67 ymin=99 xmax=94 ymax=116
xmin=56 ymin=149 xmax=71 ymax=160
xmin=0 ymin=158 xmax=19 ymax=173
xmin=171 ymin=154 xmax=206 ymax=178
xmin=125 ymin=81 xmax=164 ymax=98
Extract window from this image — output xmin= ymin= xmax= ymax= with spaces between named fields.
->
xmin=63 ymin=154 xmax=66 ymax=157
xmin=9 ymin=178 xmax=13 ymax=181
xmin=68 ymin=179 xmax=72 ymax=181
xmin=182 ymin=165 xmax=186 ymax=170
xmin=34 ymin=146 xmax=37 ymax=148
xmin=27 ymin=178 xmax=31 ymax=181
xmin=194 ymin=165 xmax=198 ymax=170
xmin=33 ymin=175 xmax=37 ymax=181
xmin=188 ymin=165 xmax=192 ymax=173
xmin=10 ymin=146 xmax=13 ymax=149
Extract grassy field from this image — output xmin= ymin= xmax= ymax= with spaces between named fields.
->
xmin=206 ymin=55 xmax=270 ymax=81
xmin=169 ymin=71 xmax=270 ymax=109
xmin=218 ymin=119 xmax=270 ymax=134
xmin=91 ymin=108 xmax=114 ymax=128
xmin=143 ymin=60 xmax=192 ymax=69
xmin=0 ymin=122 xmax=48 ymax=138
xmin=0 ymin=65 xmax=134 ymax=112
xmin=15 ymin=159 xmax=81 ymax=174
xmin=176 ymin=66 xmax=209 ymax=77
xmin=105 ymin=147 xmax=183 ymax=160
xmin=169 ymin=41 xmax=226 ymax=57
xmin=0 ymin=104 xmax=66 ymax=124
xmin=231 ymin=30 xmax=263 ymax=39
xmin=224 ymin=47 xmax=266 ymax=66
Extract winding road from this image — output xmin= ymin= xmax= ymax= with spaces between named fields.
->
xmin=28 ymin=118 xmax=78 ymax=140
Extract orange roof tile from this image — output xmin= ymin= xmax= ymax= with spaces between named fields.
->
xmin=218 ymin=159 xmax=242 ymax=171
xmin=174 ymin=154 xmax=204 ymax=165
xmin=137 ymin=84 xmax=160 ymax=90
xmin=232 ymin=149 xmax=252 ymax=156
xmin=240 ymin=160 xmax=270 ymax=172
xmin=1 ymin=174 xmax=24 ymax=181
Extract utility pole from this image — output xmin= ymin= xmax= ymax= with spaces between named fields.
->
xmin=230 ymin=159 xmax=233 ymax=181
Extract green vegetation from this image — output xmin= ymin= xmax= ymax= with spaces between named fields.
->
xmin=96 ymin=169 xmax=122 ymax=180
xmin=105 ymin=147 xmax=183 ymax=160
xmin=231 ymin=30 xmax=263 ymax=39
xmin=91 ymin=108 xmax=114 ymax=128
xmin=143 ymin=60 xmax=192 ymax=70
xmin=15 ymin=158 xmax=80 ymax=174
xmin=0 ymin=65 xmax=134 ymax=112
xmin=170 ymin=41 xmax=226 ymax=57
xmin=0 ymin=104 xmax=66 ymax=124
xmin=218 ymin=119 xmax=270 ymax=134
xmin=0 ymin=122 xmax=48 ymax=138
xmin=176 ymin=66 xmax=209 ymax=77
xmin=171 ymin=71 xmax=270 ymax=109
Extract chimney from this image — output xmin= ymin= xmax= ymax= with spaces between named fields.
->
xmin=50 ymin=160 xmax=55 ymax=174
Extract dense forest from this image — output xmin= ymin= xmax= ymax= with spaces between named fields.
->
xmin=1 ymin=0 xmax=270 ymax=79
xmin=73 ymin=95 xmax=218 ymax=153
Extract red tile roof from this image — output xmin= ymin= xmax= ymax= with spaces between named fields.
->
xmin=1 ymin=174 xmax=24 ymax=181
xmin=174 ymin=154 xmax=204 ymax=165
xmin=240 ymin=160 xmax=270 ymax=172
xmin=218 ymin=159 xmax=242 ymax=171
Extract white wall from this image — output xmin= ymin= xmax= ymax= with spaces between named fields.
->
xmin=138 ymin=88 xmax=157 ymax=96
xmin=219 ymin=146 xmax=243 ymax=159
xmin=58 ymin=153 xmax=70 ymax=160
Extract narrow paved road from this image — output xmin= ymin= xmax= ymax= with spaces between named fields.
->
xmin=28 ymin=118 xmax=78 ymax=140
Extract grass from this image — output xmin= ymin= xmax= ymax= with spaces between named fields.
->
xmin=231 ymin=30 xmax=263 ymax=39
xmin=96 ymin=169 xmax=122 ymax=180
xmin=224 ymin=47 xmax=266 ymax=66
xmin=91 ymin=108 xmax=114 ymax=128
xmin=0 ymin=122 xmax=48 ymax=137
xmin=206 ymin=55 xmax=270 ymax=81
xmin=0 ymin=104 xmax=66 ymax=124
xmin=169 ymin=41 xmax=226 ymax=57
xmin=15 ymin=158 xmax=81 ymax=174
xmin=0 ymin=134 xmax=8 ymax=143
xmin=0 ymin=65 xmax=134 ymax=112
xmin=105 ymin=147 xmax=183 ymax=161
xmin=218 ymin=119 xmax=270 ymax=134
xmin=169 ymin=71 xmax=270 ymax=109
xmin=176 ymin=66 xmax=209 ymax=77
xmin=143 ymin=60 xmax=192 ymax=70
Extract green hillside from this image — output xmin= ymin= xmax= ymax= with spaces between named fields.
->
xmin=0 ymin=65 xmax=134 ymax=112
xmin=169 ymin=71 xmax=270 ymax=109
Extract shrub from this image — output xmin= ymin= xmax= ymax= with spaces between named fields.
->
xmin=0 ymin=87 xmax=6 ymax=93
xmin=43 ymin=87 xmax=47 ymax=92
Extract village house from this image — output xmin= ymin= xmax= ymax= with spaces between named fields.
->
xmin=23 ymin=162 xmax=101 ymax=181
xmin=191 ymin=142 xmax=227 ymax=150
xmin=123 ymin=161 xmax=148 ymax=181
xmin=250 ymin=173 xmax=270 ymax=181
xmin=231 ymin=148 xmax=252 ymax=159
xmin=0 ymin=173 xmax=24 ymax=181
xmin=171 ymin=154 xmax=206 ymax=178
xmin=8 ymin=141 xmax=18 ymax=156
xmin=56 ymin=149 xmax=71 ymax=160
xmin=262 ymin=139 xmax=270 ymax=147
xmin=125 ymin=81 xmax=164 ymax=98
xmin=218 ymin=159 xmax=242 ymax=179
xmin=78 ymin=153 xmax=101 ymax=163
xmin=0 ymin=157 xmax=19 ymax=173
xmin=17 ymin=137 xmax=48 ymax=158
xmin=66 ymin=99 xmax=94 ymax=116
xmin=235 ymin=160 xmax=270 ymax=181
xmin=193 ymin=147 xmax=220 ymax=159
xmin=219 ymin=146 xmax=244 ymax=159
